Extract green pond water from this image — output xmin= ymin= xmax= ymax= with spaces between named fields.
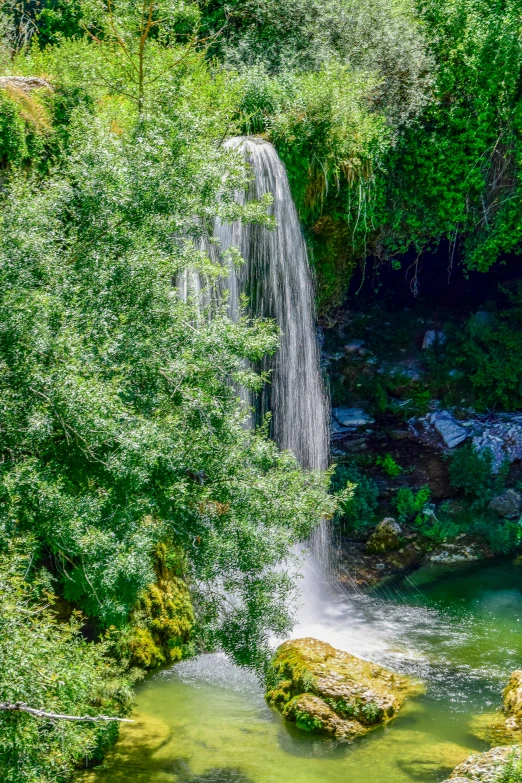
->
xmin=82 ymin=558 xmax=522 ymax=783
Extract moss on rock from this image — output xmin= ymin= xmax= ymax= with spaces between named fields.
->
xmin=504 ymin=671 xmax=522 ymax=731
xmin=266 ymin=637 xmax=422 ymax=740
xmin=125 ymin=542 xmax=195 ymax=669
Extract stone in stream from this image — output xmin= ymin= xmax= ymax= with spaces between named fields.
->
xmin=489 ymin=489 xmax=522 ymax=519
xmin=365 ymin=518 xmax=402 ymax=554
xmin=332 ymin=407 xmax=375 ymax=428
xmin=266 ymin=637 xmax=422 ymax=741
xmin=430 ymin=410 xmax=468 ymax=449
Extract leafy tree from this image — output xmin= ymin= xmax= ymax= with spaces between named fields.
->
xmin=0 ymin=90 xmax=336 ymax=669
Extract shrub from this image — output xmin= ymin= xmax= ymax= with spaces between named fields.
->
xmin=331 ymin=465 xmax=379 ymax=533
xmin=394 ymin=486 xmax=431 ymax=524
xmin=495 ymin=751 xmax=522 ymax=783
xmin=0 ymin=543 xmax=135 ymax=783
xmin=448 ymin=443 xmax=498 ymax=505
xmin=442 ymin=286 xmax=522 ymax=411
xmin=376 ymin=453 xmax=402 ymax=478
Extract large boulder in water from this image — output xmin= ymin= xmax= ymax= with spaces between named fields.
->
xmin=266 ymin=637 xmax=421 ymax=740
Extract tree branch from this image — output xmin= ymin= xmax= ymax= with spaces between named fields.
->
xmin=0 ymin=702 xmax=134 ymax=723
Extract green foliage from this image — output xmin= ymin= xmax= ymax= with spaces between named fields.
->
xmin=360 ymin=701 xmax=381 ymax=724
xmin=214 ymin=0 xmax=522 ymax=311
xmin=0 ymin=542 xmax=135 ymax=783
xmin=0 ymin=81 xmax=87 ymax=173
xmin=375 ymin=0 xmax=522 ymax=266
xmin=331 ymin=465 xmax=379 ymax=533
xmin=448 ymin=443 xmax=497 ymax=504
xmin=0 ymin=79 xmax=336 ymax=677
xmin=34 ymin=0 xmax=85 ymax=46
xmin=471 ymin=515 xmax=522 ymax=554
xmin=201 ymin=0 xmax=431 ymax=309
xmin=495 ymin=752 xmax=522 ymax=783
xmin=0 ymin=90 xmax=28 ymax=166
xmin=204 ymin=0 xmax=431 ymax=125
xmin=376 ymin=453 xmax=402 ymax=478
xmin=119 ymin=542 xmax=195 ymax=669
xmin=441 ymin=289 xmax=522 ymax=411
xmin=293 ymin=707 xmax=323 ymax=733
xmin=394 ymin=486 xmax=431 ymax=524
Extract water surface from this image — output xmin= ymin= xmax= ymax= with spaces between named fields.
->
xmin=81 ymin=558 xmax=522 ymax=783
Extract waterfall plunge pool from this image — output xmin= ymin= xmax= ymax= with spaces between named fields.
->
xmin=80 ymin=557 xmax=522 ymax=783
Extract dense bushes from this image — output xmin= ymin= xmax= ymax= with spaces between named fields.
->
xmin=202 ymin=0 xmax=522 ymax=311
xmin=435 ymin=288 xmax=522 ymax=411
xmin=331 ymin=465 xmax=378 ymax=533
xmin=0 ymin=542 xmax=135 ymax=783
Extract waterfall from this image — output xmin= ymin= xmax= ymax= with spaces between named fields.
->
xmin=180 ymin=136 xmax=331 ymax=572
xmin=214 ymin=137 xmax=329 ymax=472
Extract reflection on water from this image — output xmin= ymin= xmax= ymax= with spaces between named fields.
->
xmin=80 ymin=558 xmax=522 ymax=783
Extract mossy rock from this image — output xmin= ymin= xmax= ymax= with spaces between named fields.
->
xmin=441 ymin=746 xmax=522 ymax=783
xmin=504 ymin=671 xmax=522 ymax=732
xmin=266 ymin=637 xmax=422 ymax=741
xmin=365 ymin=518 xmax=402 ymax=555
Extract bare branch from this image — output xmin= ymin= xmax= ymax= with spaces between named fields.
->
xmin=0 ymin=702 xmax=134 ymax=723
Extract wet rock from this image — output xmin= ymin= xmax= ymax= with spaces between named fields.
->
xmin=390 ymin=429 xmax=411 ymax=441
xmin=323 ymin=350 xmax=345 ymax=361
xmin=430 ymin=410 xmax=468 ymax=449
xmin=340 ymin=438 xmax=368 ymax=453
xmin=332 ymin=408 xmax=375 ymax=428
xmin=266 ymin=637 xmax=421 ymax=741
xmin=428 ymin=542 xmax=487 ymax=564
xmin=503 ymin=670 xmax=522 ymax=731
xmin=365 ymin=518 xmax=402 ymax=554
xmin=403 ymin=363 xmax=424 ymax=382
xmin=344 ymin=339 xmax=366 ymax=354
xmin=441 ymin=745 xmax=522 ymax=783
xmin=281 ymin=693 xmax=361 ymax=740
xmin=489 ymin=490 xmax=522 ymax=519
xmin=387 ymin=542 xmax=425 ymax=571
xmin=474 ymin=422 xmax=522 ymax=473
xmin=422 ymin=330 xmax=446 ymax=349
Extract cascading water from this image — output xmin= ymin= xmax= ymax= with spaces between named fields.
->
xmin=181 ymin=135 xmax=332 ymax=612
xmin=213 ymin=137 xmax=329 ymax=474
